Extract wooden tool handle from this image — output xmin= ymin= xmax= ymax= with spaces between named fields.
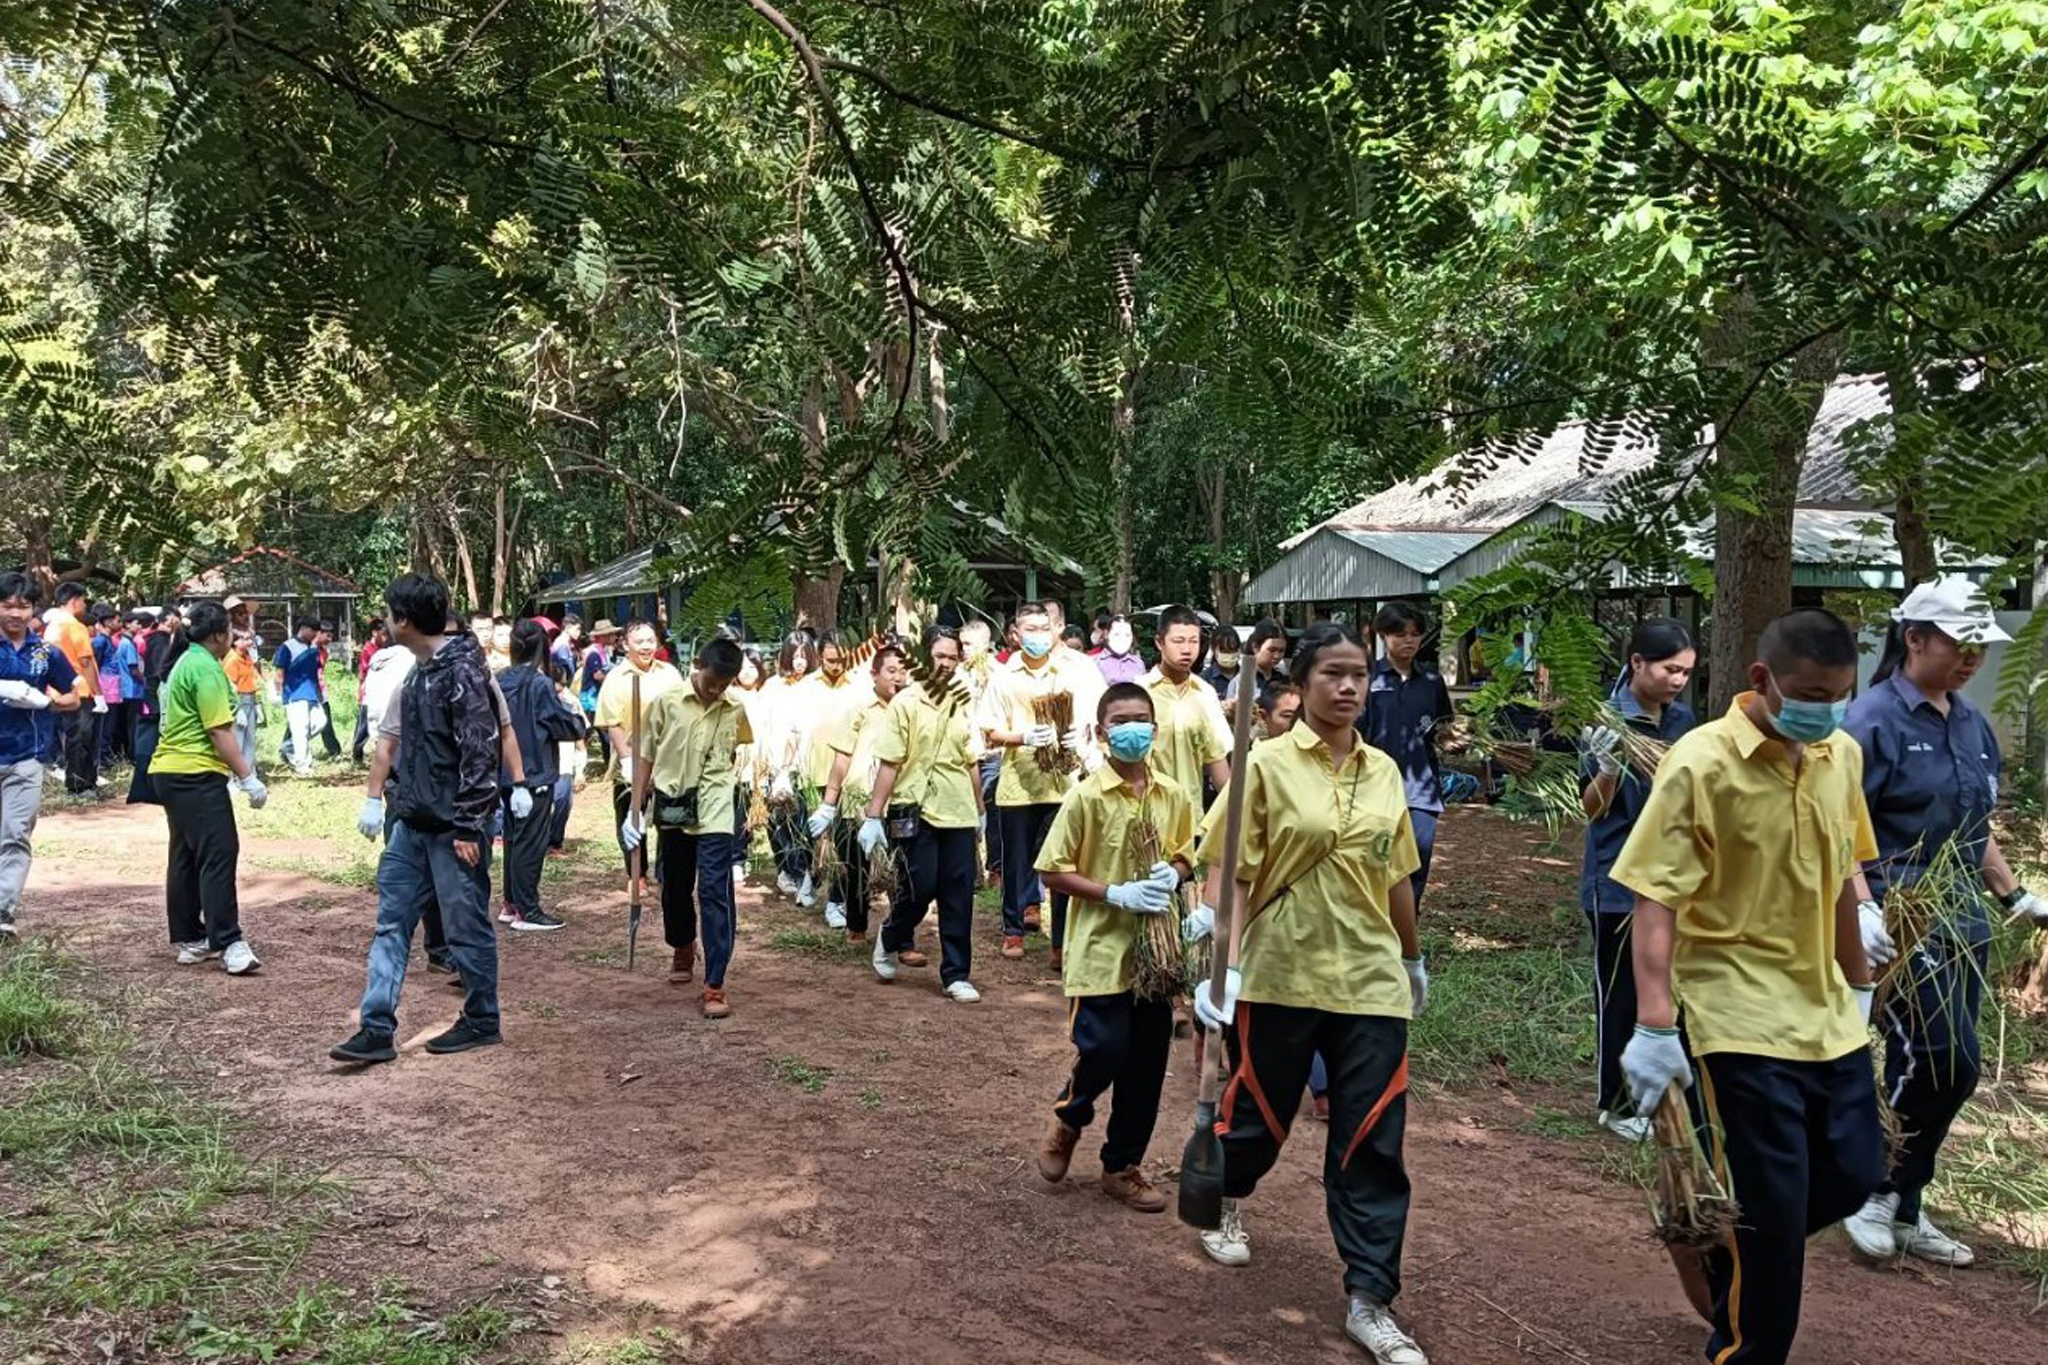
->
xmin=629 ymin=673 xmax=645 ymax=885
xmin=1206 ymin=675 xmax=1259 ymax=1001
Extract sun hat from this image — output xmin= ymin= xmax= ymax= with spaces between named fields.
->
xmin=590 ymin=618 xmax=620 ymax=638
xmin=1893 ymin=575 xmax=2012 ymax=646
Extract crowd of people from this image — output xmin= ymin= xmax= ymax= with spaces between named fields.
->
xmin=2 ymin=565 xmax=2045 ymax=1365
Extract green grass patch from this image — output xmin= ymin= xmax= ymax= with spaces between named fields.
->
xmin=1410 ymin=936 xmax=1592 ymax=1087
xmin=858 ymin=1086 xmax=883 ymax=1111
xmin=0 ymin=939 xmax=79 ymax=1059
xmin=766 ymin=928 xmax=870 ymax=964
xmin=768 ymin=1055 xmax=832 ymax=1093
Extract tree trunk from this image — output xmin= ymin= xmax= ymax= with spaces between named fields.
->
xmin=22 ymin=510 xmax=54 ymax=599
xmin=449 ymin=507 xmax=482 ymax=614
xmin=1704 ymin=297 xmax=1846 ymax=714
xmin=1885 ymin=367 xmax=1937 ymax=588
xmin=490 ymin=482 xmax=509 ymax=616
xmin=1197 ymin=463 xmax=1237 ymax=622
xmin=1109 ymin=246 xmax=1140 ymax=615
xmin=793 ymin=562 xmax=846 ymax=631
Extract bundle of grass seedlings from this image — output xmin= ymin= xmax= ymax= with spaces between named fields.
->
xmin=867 ymin=842 xmax=901 ymax=900
xmin=1590 ymin=699 xmax=1673 ymax=780
xmin=1871 ymin=838 xmax=1986 ymax=1162
xmin=1649 ymin=1085 xmax=1738 ymax=1321
xmin=1129 ymin=814 xmax=1189 ymax=1000
xmin=1031 ymin=692 xmax=1078 ymax=776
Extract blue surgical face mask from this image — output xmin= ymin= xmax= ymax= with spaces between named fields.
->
xmin=1106 ymin=721 xmax=1154 ymax=762
xmin=1021 ymin=632 xmax=1053 ymax=660
xmin=1768 ymin=674 xmax=1847 ymax=743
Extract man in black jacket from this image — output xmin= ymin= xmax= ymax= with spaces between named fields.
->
xmin=331 ymin=574 xmax=505 ymax=1064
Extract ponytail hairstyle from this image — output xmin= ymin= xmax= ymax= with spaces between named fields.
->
xmin=1869 ymin=619 xmax=1931 ymax=687
xmin=1289 ymin=620 xmax=1368 ymax=683
xmin=1617 ymin=617 xmax=1694 ymax=695
xmin=168 ymin=601 xmax=230 ymax=670
xmin=510 ymin=618 xmax=549 ymax=668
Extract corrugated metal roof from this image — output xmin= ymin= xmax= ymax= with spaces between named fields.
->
xmin=1333 ymin=529 xmax=1491 ymax=574
xmin=1285 ymin=373 xmax=1890 ymax=549
xmin=1244 ymin=528 xmax=1492 ymax=604
xmin=534 ymin=546 xmax=685 ymax=605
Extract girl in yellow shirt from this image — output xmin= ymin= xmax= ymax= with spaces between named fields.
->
xmin=1190 ymin=621 xmax=1431 ymax=1365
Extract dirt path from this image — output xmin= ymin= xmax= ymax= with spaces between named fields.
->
xmin=24 ymin=801 xmax=2044 ymax=1363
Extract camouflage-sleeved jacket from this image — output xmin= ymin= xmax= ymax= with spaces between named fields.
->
xmin=389 ymin=632 xmax=500 ymax=841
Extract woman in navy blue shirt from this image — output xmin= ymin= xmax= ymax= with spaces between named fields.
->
xmin=1578 ymin=618 xmax=1696 ymax=1143
xmin=1839 ymin=577 xmax=2045 ymax=1269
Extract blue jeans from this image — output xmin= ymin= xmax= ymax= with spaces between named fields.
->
xmin=658 ymin=828 xmax=738 ymax=986
xmin=358 ymin=819 xmax=499 ymax=1036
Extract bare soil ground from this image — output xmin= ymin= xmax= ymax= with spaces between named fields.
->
xmin=20 ymin=796 xmax=2046 ymax=1363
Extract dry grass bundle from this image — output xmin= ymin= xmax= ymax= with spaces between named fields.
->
xmin=1649 ymin=1086 xmax=1737 ymax=1324
xmin=812 ymin=826 xmax=844 ymax=887
xmin=1031 ymin=692 xmax=1078 ymax=776
xmin=1129 ymin=814 xmax=1189 ymax=1001
xmin=747 ymin=781 xmax=770 ymax=833
xmin=1591 ymin=701 xmax=1673 ymax=780
xmin=1870 ymin=838 xmax=1986 ymax=1163
xmin=867 ymin=844 xmax=901 ymax=900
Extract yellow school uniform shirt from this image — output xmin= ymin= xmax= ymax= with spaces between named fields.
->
xmin=803 ymin=671 xmax=873 ymax=787
xmin=985 ymin=649 xmax=1103 ymax=807
xmin=827 ymin=692 xmax=892 ymax=804
xmin=872 ymin=682 xmax=979 ymax=829
xmin=1141 ymin=668 xmax=1228 ymax=802
xmin=1036 ymin=765 xmax=1196 ymax=997
xmin=1611 ymin=694 xmax=1878 ymax=1063
xmin=640 ymin=686 xmax=753 ymax=838
xmin=1197 ymin=725 xmax=1419 ymax=1017
xmin=593 ymin=659 xmax=685 ymax=777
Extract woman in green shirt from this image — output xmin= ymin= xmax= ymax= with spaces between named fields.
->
xmin=153 ymin=602 xmax=269 ymax=974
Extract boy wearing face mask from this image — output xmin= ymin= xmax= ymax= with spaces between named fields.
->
xmin=1034 ymin=682 xmax=1193 ymax=1212
xmin=1612 ymin=608 xmax=1883 ymax=1365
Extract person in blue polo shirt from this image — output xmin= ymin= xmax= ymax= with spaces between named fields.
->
xmin=1839 ymin=576 xmax=2048 ymax=1269
xmin=273 ymin=620 xmax=328 ymax=776
xmin=1576 ymin=618 xmax=1696 ymax=1143
xmin=1358 ymin=603 xmax=1455 ymax=910
xmin=0 ymin=573 xmax=81 ymax=937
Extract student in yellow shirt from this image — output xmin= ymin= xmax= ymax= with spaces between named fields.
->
xmin=861 ymin=625 xmax=983 ymax=1002
xmin=757 ymin=631 xmax=820 ymax=904
xmin=1033 ymin=681 xmax=1195 ymax=1212
xmin=594 ymin=620 xmax=685 ymax=880
xmin=621 ymin=637 xmax=752 ymax=1019
xmin=981 ymin=600 xmax=1103 ymax=960
xmin=808 ymin=642 xmax=909 ymax=944
xmin=1138 ymin=605 xmax=1232 ymax=804
xmin=1188 ymin=622 xmax=1431 ymax=1365
xmin=1612 ymin=608 xmax=1883 ymax=1365
xmin=798 ymin=632 xmax=873 ymax=929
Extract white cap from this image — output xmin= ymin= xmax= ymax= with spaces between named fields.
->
xmin=1892 ymin=574 xmax=2011 ymax=645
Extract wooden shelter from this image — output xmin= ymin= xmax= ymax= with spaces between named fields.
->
xmin=174 ymin=547 xmax=363 ymax=653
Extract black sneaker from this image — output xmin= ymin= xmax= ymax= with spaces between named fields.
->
xmin=424 ymin=955 xmax=456 ymax=974
xmin=510 ymin=908 xmax=564 ymax=933
xmin=425 ymin=1018 xmax=502 ymax=1054
xmin=329 ymin=1028 xmax=397 ymax=1064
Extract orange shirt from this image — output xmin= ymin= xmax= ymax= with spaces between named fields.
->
xmin=223 ymin=651 xmax=261 ymax=695
xmin=46 ymin=612 xmax=96 ymax=696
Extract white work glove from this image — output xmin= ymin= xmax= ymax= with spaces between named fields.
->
xmin=1620 ymin=1025 xmax=1693 ymax=1117
xmin=509 ymin=785 xmax=534 ymax=820
xmin=1106 ymin=877 xmax=1172 ymax=914
xmin=91 ymin=695 xmax=108 ymax=714
xmin=1183 ymin=901 xmax=1216 ymax=943
xmin=1144 ymin=860 xmax=1179 ymax=894
xmin=770 ymin=769 xmax=795 ymax=802
xmin=620 ymin=809 xmax=646 ymax=853
xmin=0 ymin=680 xmax=48 ymax=710
xmin=1581 ymin=725 xmax=1622 ymax=778
xmin=357 ymin=796 xmax=385 ymax=841
xmin=1404 ymin=955 xmax=1429 ymax=1017
xmin=1022 ymin=724 xmax=1058 ymax=749
xmin=857 ymin=816 xmax=887 ymax=857
xmin=1074 ymin=738 xmax=1105 ymax=773
xmin=1192 ymin=966 xmax=1241 ymax=1031
xmin=807 ymin=803 xmax=837 ymax=838
xmin=234 ymin=772 xmax=268 ymax=810
xmin=1853 ymin=983 xmax=1876 ymax=1027
xmin=1858 ymin=899 xmax=1896 ymax=968
xmin=2005 ymin=890 xmax=2048 ymax=927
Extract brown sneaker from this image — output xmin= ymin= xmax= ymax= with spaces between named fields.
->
xmin=1001 ymin=935 xmax=1025 ymax=960
xmin=1022 ymin=902 xmax=1043 ymax=933
xmin=702 ymin=987 xmax=731 ymax=1019
xmin=1037 ymin=1117 xmax=1079 ymax=1182
xmin=1048 ymin=947 xmax=1064 ymax=972
xmin=669 ymin=945 xmax=695 ymax=983
xmin=846 ymin=930 xmax=866 ymax=944
xmin=898 ymin=948 xmax=929 ymax=968
xmin=1101 ymin=1167 xmax=1167 ymax=1212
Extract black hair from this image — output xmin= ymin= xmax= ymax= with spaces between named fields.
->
xmin=384 ymin=573 xmax=451 ymax=636
xmin=1246 ymin=618 xmax=1288 ymax=657
xmin=295 ymin=618 xmax=318 ymax=637
xmin=55 ymin=581 xmax=87 ymax=606
xmin=1867 ymin=616 xmax=1969 ymax=686
xmin=699 ymin=637 xmax=744 ymax=678
xmin=1094 ymin=612 xmax=1114 ymax=631
xmin=815 ymin=629 xmax=842 ymax=651
xmin=922 ymin=623 xmax=961 ymax=654
xmin=1060 ymin=624 xmax=1088 ymax=647
xmin=1291 ymin=621 xmax=1369 ymax=683
xmin=510 ymin=618 xmax=548 ymax=666
xmin=1015 ymin=600 xmax=1051 ymax=624
xmin=776 ymin=630 xmax=812 ymax=676
xmin=92 ymin=605 xmax=119 ymax=625
xmin=872 ymin=642 xmax=907 ymax=672
xmin=366 ymin=615 xmax=385 ymax=632
xmin=1373 ymin=602 xmax=1427 ymax=636
xmin=562 ymin=612 xmax=581 ymax=629
xmin=1097 ymin=680 xmax=1155 ymax=726
xmin=1759 ymin=608 xmax=1858 ymax=674
xmin=316 ymin=618 xmax=335 ymax=634
xmin=167 ymin=600 xmax=231 ymax=670
xmin=621 ymin=617 xmax=658 ymax=641
xmin=1257 ymin=680 xmax=1302 ymax=713
xmin=0 ymin=572 xmax=39 ymax=605
xmin=1155 ymin=604 xmax=1204 ymax=638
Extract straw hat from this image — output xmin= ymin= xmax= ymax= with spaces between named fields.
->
xmin=590 ymin=618 xmax=620 ymax=638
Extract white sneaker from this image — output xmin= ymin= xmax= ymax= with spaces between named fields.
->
xmin=1896 ymin=1211 xmax=1975 ymax=1267
xmin=944 ymin=980 xmax=981 ymax=1003
xmin=824 ymin=901 xmax=847 ymax=930
xmin=1200 ymin=1198 xmax=1251 ymax=1267
xmin=872 ymin=933 xmax=898 ymax=982
xmin=0 ymin=909 xmax=17 ymax=938
xmin=777 ymin=871 xmax=800 ymax=897
xmin=175 ymin=940 xmax=217 ymax=965
xmin=1346 ymin=1297 xmax=1428 ymax=1365
xmin=732 ymin=864 xmax=745 ymax=889
xmin=222 ymin=940 xmax=261 ymax=975
xmin=796 ymin=874 xmax=816 ymax=908
xmin=95 ymin=775 xmax=110 ymax=789
xmin=1844 ymin=1192 xmax=1901 ymax=1260
xmin=496 ymin=906 xmax=518 ymax=924
xmin=1598 ymin=1110 xmax=1651 ymax=1144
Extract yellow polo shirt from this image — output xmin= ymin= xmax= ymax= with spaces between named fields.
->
xmin=1611 ymin=694 xmax=1878 ymax=1063
xmin=803 ymin=671 xmax=873 ymax=787
xmin=640 ymin=685 xmax=753 ymax=837
xmin=826 ymin=692 xmax=892 ymax=809
xmin=872 ymin=682 xmax=979 ymax=829
xmin=1037 ymin=765 xmax=1196 ymax=997
xmin=593 ymin=659 xmax=685 ymax=778
xmin=1141 ymin=668 xmax=1228 ymax=802
xmin=1197 ymin=726 xmax=1418 ymax=1016
xmin=984 ymin=649 xmax=1104 ymax=807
